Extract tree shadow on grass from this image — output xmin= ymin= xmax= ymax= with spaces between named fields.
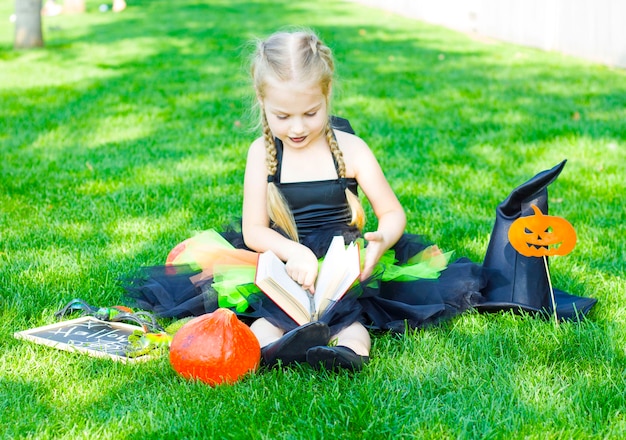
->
xmin=1 ymin=0 xmax=623 ymax=315
xmin=0 ymin=376 xmax=57 ymax=437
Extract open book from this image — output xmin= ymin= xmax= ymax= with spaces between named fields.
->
xmin=255 ymin=236 xmax=361 ymax=326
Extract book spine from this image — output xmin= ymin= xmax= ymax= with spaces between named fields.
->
xmin=307 ymin=292 xmax=316 ymax=322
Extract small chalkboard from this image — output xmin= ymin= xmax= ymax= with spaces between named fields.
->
xmin=14 ymin=317 xmax=149 ymax=363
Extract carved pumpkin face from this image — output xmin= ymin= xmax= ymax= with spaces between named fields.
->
xmin=508 ymin=205 xmax=577 ymax=257
xmin=169 ymin=308 xmax=260 ymax=386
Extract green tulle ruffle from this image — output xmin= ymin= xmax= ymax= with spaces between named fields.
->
xmin=211 ymin=237 xmax=452 ymax=312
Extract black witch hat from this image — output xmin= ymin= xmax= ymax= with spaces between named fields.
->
xmin=476 ymin=160 xmax=597 ymax=320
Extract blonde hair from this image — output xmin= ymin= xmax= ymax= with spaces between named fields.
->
xmin=251 ymin=30 xmax=365 ymax=242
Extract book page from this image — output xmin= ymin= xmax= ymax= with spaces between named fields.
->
xmin=314 ymin=237 xmax=360 ymax=316
xmin=255 ymin=250 xmax=314 ymax=325
xmin=314 ymin=236 xmax=345 ymax=304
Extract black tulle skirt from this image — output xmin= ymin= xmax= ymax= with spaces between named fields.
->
xmin=123 ymin=225 xmax=488 ymax=335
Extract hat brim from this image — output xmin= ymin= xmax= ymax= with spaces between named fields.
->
xmin=475 ymin=289 xmax=597 ymax=321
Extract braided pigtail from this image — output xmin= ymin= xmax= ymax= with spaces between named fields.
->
xmin=326 ymin=123 xmax=366 ymax=230
xmin=263 ymin=113 xmax=299 ymax=242
xmin=251 ymin=30 xmax=341 ymax=240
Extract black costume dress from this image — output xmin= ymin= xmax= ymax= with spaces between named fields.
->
xmin=125 ymin=124 xmax=488 ymax=334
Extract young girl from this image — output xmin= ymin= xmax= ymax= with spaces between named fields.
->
xmin=126 ymin=29 xmax=487 ymax=371
xmin=242 ymin=30 xmax=406 ymax=370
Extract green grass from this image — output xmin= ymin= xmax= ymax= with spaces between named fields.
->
xmin=1 ymin=0 xmax=625 ymax=438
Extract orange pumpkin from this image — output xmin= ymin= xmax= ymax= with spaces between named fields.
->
xmin=169 ymin=308 xmax=260 ymax=386
xmin=508 ymin=204 xmax=577 ymax=257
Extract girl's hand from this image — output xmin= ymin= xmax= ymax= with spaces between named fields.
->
xmin=285 ymin=246 xmax=319 ymax=294
xmin=361 ymin=231 xmax=387 ymax=280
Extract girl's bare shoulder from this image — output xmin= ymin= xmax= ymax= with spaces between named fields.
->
xmin=246 ymin=136 xmax=267 ymax=163
xmin=334 ymin=129 xmax=369 ymax=152
xmin=248 ymin=136 xmax=265 ymax=153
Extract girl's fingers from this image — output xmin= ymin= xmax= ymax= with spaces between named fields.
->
xmin=363 ymin=231 xmax=383 ymax=242
xmin=288 ymin=269 xmax=316 ymax=294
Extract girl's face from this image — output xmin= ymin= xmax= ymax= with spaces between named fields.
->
xmin=260 ymin=79 xmax=329 ymax=151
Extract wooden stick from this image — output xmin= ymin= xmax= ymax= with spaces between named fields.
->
xmin=543 ymin=256 xmax=559 ymax=326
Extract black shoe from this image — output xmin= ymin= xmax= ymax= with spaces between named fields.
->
xmin=306 ymin=345 xmax=369 ymax=371
xmin=261 ymin=321 xmax=330 ymax=368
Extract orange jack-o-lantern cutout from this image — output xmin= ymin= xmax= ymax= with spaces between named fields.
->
xmin=170 ymin=308 xmax=260 ymax=386
xmin=508 ymin=205 xmax=577 ymax=257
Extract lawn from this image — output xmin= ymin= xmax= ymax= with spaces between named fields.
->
xmin=1 ymin=0 xmax=625 ymax=438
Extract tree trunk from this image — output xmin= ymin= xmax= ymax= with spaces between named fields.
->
xmin=14 ymin=0 xmax=43 ymax=49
